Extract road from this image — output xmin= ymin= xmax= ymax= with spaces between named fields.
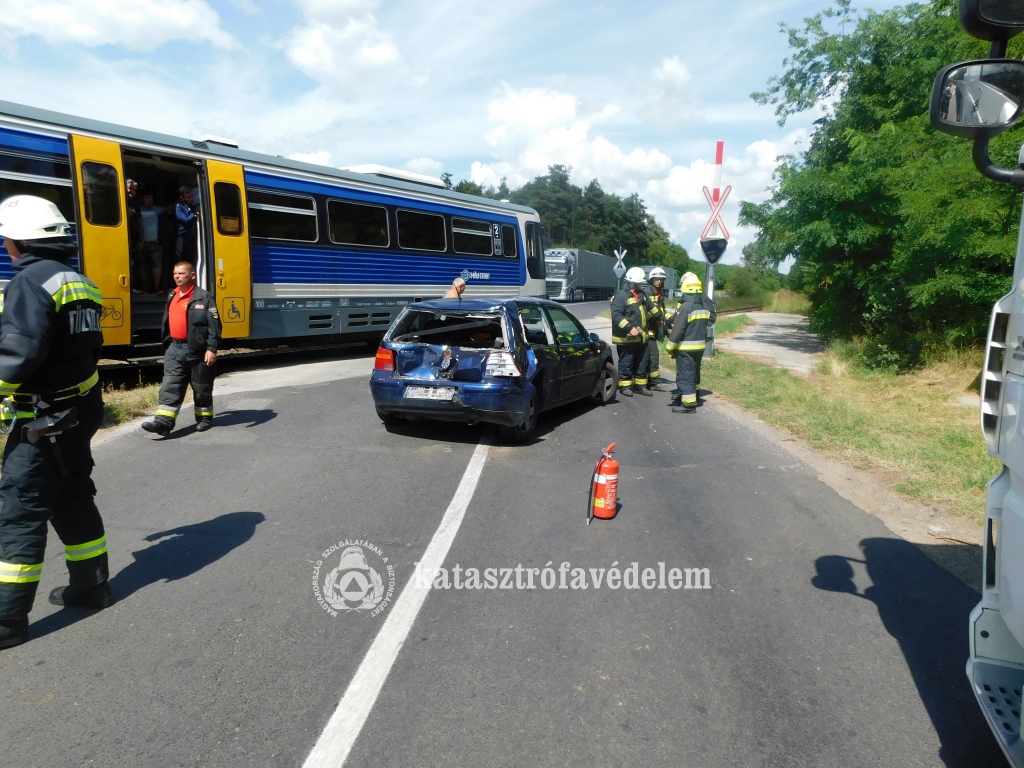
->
xmin=0 ymin=344 xmax=1006 ymax=767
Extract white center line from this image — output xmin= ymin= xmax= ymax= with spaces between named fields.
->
xmin=302 ymin=437 xmax=491 ymax=768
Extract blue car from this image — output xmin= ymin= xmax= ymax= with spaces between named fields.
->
xmin=370 ymin=298 xmax=617 ymax=441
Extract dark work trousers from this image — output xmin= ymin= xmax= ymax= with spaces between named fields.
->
xmin=616 ymin=342 xmax=648 ymax=390
xmin=646 ymin=337 xmax=661 ymax=384
xmin=153 ymin=339 xmax=216 ymax=428
xmin=0 ymin=390 xmax=107 ymax=621
xmin=675 ymin=350 xmax=704 ymax=406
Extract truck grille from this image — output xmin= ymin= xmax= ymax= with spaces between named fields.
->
xmin=546 ymin=281 xmax=562 ymax=298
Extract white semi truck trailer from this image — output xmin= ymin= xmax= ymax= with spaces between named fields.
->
xmin=544 ymin=249 xmax=617 ymax=301
xmin=929 ymin=2 xmax=1024 ymax=764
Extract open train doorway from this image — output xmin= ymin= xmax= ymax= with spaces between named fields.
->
xmin=121 ymin=148 xmax=207 ymax=347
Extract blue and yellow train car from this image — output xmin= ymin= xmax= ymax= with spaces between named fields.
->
xmin=0 ymin=100 xmax=547 ymax=357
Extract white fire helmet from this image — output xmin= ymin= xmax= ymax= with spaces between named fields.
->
xmin=0 ymin=196 xmax=72 ymax=241
xmin=624 ymin=266 xmax=647 ymax=286
xmin=648 ymin=267 xmax=667 ymax=281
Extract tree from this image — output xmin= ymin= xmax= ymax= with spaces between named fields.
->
xmin=742 ymin=0 xmax=1024 ymax=365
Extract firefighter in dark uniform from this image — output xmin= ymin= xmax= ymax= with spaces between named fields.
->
xmin=666 ymin=271 xmax=716 ymax=414
xmin=0 ymin=196 xmax=113 ymax=650
xmin=142 ymin=261 xmax=221 ymax=436
xmin=642 ymin=266 xmax=671 ymax=391
xmin=610 ymin=266 xmax=657 ymax=398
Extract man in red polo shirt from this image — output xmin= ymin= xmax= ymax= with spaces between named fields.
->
xmin=142 ymin=261 xmax=221 ymax=436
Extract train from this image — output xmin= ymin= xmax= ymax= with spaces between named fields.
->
xmin=0 ymin=100 xmax=547 ymax=358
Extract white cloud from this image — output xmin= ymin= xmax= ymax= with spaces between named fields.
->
xmin=469 ymin=85 xmax=805 ymax=264
xmin=280 ymin=0 xmax=404 ymax=91
xmin=0 ymin=0 xmax=237 ymax=50
xmin=640 ymin=56 xmax=701 ymax=129
xmin=404 ymin=157 xmax=444 ymax=176
xmin=289 ymin=151 xmax=333 ymax=166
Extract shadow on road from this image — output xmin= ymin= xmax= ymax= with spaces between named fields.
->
xmin=31 ymin=512 xmax=265 ymax=640
xmin=160 ymin=409 xmax=277 ymax=439
xmin=813 ymin=538 xmax=1003 ymax=767
xmin=111 ymin=511 xmax=265 ymax=600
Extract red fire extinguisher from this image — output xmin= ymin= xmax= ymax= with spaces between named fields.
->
xmin=588 ymin=442 xmax=619 ymax=524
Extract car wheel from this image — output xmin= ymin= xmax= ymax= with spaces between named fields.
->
xmin=499 ymin=393 xmax=538 ymax=443
xmin=376 ymin=408 xmax=403 ymax=425
xmin=592 ymin=361 xmax=618 ymax=405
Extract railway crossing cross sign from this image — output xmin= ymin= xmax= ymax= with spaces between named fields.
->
xmin=612 ymin=249 xmax=627 ymax=279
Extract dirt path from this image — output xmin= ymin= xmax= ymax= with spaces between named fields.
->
xmin=715 ymin=311 xmax=823 ymax=373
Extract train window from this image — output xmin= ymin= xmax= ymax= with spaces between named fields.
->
xmin=214 ymin=182 xmax=244 ymax=236
xmin=0 ymin=152 xmax=71 ymax=180
xmin=501 ymin=225 xmax=518 ymax=259
xmin=397 ymin=209 xmax=445 ymax=252
xmin=327 ymin=200 xmax=389 ymax=247
xmin=80 ymin=161 xmax=121 ymax=227
xmin=452 ymin=217 xmax=492 ymax=255
xmin=247 ymin=189 xmax=317 ymax=242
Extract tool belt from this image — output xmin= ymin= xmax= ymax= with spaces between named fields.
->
xmin=0 ymin=371 xmax=97 ymax=438
xmin=11 ymin=371 xmax=99 ymax=407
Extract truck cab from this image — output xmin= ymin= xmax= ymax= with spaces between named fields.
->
xmin=930 ymin=3 xmax=1024 ymax=764
xmin=544 ymin=249 xmax=578 ymax=301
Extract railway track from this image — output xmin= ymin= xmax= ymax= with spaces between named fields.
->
xmin=717 ymin=304 xmax=763 ymax=316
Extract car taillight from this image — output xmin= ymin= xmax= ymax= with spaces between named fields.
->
xmin=375 ymin=347 xmax=395 ymax=371
xmin=485 ymin=352 xmax=521 ymax=377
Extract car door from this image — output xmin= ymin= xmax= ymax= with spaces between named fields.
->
xmin=544 ymin=304 xmax=600 ymax=400
xmin=517 ymin=303 xmax=561 ymax=404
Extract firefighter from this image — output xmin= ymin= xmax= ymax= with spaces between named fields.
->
xmin=610 ymin=266 xmax=655 ymax=397
xmin=0 ymin=196 xmax=113 ymax=650
xmin=642 ymin=267 xmax=671 ymax=391
xmin=142 ymin=261 xmax=221 ymax=436
xmin=666 ymin=271 xmax=716 ymax=414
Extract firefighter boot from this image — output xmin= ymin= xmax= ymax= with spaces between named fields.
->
xmin=632 ymin=386 xmax=653 ymax=397
xmin=672 ymin=404 xmax=697 ymax=414
xmin=196 ymin=418 xmax=213 ymax=432
xmin=141 ymin=420 xmax=172 ymax=436
xmin=618 ymin=387 xmax=634 ymax=398
xmin=0 ymin=617 xmax=28 ymax=649
xmin=49 ymin=581 xmax=115 ymax=609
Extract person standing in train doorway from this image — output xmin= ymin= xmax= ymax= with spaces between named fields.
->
xmin=142 ymin=262 xmax=220 ymax=436
xmin=174 ymin=186 xmax=200 ymax=265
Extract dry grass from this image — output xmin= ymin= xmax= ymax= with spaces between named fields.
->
xmin=765 ymin=290 xmax=812 ymax=315
xmin=101 ymin=383 xmax=160 ymax=428
xmin=715 ymin=314 xmax=755 ymax=337
xmin=661 ymin=342 xmax=995 ymax=524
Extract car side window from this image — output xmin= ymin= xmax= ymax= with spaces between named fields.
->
xmin=545 ymin=305 xmax=587 ymax=345
xmin=519 ymin=305 xmax=554 ymax=345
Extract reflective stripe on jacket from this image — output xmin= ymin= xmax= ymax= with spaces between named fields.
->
xmin=666 ymin=293 xmax=717 ymax=352
xmin=610 ymin=287 xmax=650 ymax=344
xmin=0 ymin=246 xmax=103 ymax=399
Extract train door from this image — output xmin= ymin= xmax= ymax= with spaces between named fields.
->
xmin=204 ymin=159 xmax=250 ymax=338
xmin=70 ymin=135 xmax=131 ymax=347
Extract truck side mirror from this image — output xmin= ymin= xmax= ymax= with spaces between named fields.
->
xmin=930 ymin=59 xmax=1024 ymax=138
xmin=960 ymin=0 xmax=1024 ymax=42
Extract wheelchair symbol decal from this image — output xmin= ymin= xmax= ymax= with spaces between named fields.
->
xmin=100 ymin=299 xmax=124 ymax=328
xmin=223 ymin=297 xmax=245 ymax=323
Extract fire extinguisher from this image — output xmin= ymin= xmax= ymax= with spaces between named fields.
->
xmin=588 ymin=442 xmax=619 ymax=524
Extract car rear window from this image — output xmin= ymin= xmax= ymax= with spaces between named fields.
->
xmin=389 ymin=310 xmax=507 ymax=349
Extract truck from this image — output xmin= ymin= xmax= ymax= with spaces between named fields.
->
xmin=929 ymin=3 xmax=1024 ymax=765
xmin=544 ymin=249 xmax=617 ymax=301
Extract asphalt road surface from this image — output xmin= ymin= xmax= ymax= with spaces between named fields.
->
xmin=0 ymin=351 xmax=1006 ymax=767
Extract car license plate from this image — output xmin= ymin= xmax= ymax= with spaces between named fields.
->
xmin=404 ymin=386 xmax=456 ymax=401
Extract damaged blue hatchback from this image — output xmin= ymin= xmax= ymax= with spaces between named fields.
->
xmin=369 ymin=298 xmax=617 ymax=442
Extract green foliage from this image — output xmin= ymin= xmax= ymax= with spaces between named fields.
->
xmin=742 ymin=0 xmax=1022 ymax=367
xmin=454 ymin=165 xmax=688 ymax=265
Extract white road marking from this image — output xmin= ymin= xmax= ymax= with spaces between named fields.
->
xmin=302 ymin=437 xmax=491 ymax=768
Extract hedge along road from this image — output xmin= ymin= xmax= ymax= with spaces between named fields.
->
xmin=0 ymin=357 xmax=1004 ymax=767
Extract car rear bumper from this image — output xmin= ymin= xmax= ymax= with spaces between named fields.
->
xmin=370 ymin=376 xmax=532 ymax=427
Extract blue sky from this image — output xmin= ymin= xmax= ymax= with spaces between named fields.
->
xmin=0 ymin=0 xmax=903 ymax=264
